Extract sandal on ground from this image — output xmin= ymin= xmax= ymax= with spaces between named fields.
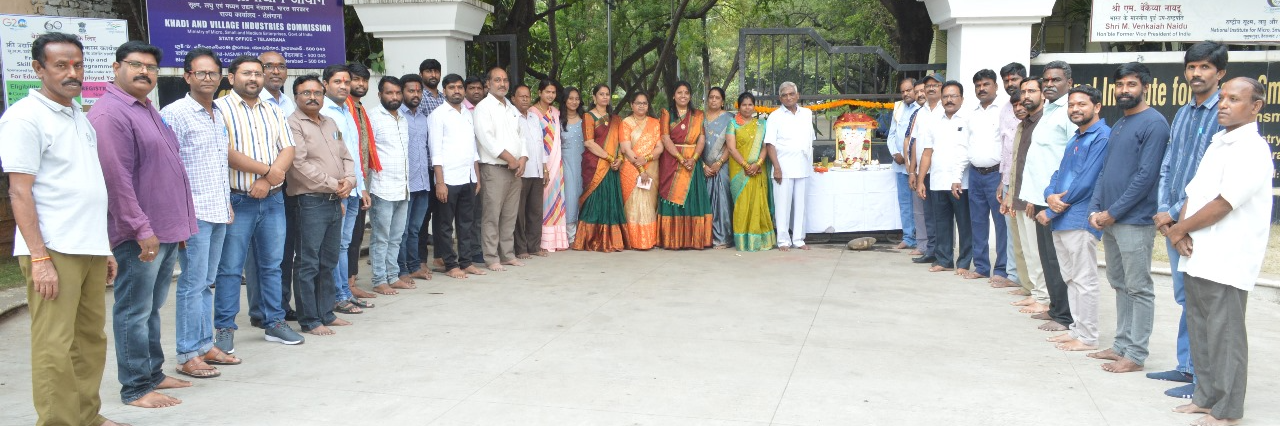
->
xmin=334 ymin=300 xmax=364 ymax=314
xmin=175 ymin=363 xmax=220 ymax=379
xmin=348 ymin=298 xmax=374 ymax=309
xmin=203 ymin=349 xmax=242 ymax=365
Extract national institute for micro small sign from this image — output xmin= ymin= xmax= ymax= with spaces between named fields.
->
xmin=161 ymin=19 xmax=332 ymax=32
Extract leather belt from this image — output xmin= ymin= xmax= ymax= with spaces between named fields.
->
xmin=231 ymin=187 xmax=283 ymax=197
xmin=974 ymin=165 xmax=1000 ymax=175
xmin=300 ymin=192 xmax=342 ymax=201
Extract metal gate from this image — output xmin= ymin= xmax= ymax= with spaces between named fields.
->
xmin=738 ymin=28 xmax=943 ymax=104
xmin=466 ymin=34 xmax=519 ymax=80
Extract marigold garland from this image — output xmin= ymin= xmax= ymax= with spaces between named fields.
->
xmin=753 ymin=99 xmax=894 ymax=114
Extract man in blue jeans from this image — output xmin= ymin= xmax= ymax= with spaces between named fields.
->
xmin=213 ymin=55 xmax=305 ymax=353
xmin=963 ymin=69 xmax=1008 ymax=282
xmin=886 ymin=78 xmax=919 ymax=250
xmin=397 ymin=72 xmax=434 ymax=284
xmin=90 ymin=40 xmax=198 ymax=408
xmin=161 ymin=47 xmax=243 ymax=382
xmin=1150 ymin=41 xmax=1228 ymax=398
xmin=320 ymin=64 xmax=376 ymax=313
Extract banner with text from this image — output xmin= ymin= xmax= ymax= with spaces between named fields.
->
xmin=1090 ymin=1 xmax=1280 ymax=43
xmin=0 ymin=14 xmax=128 ymax=107
xmin=146 ymin=0 xmax=344 ymax=69
xmin=1033 ymin=62 xmax=1280 ymax=188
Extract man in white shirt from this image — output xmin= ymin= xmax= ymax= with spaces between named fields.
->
xmin=965 ymin=69 xmax=1008 ymax=281
xmin=473 ymin=66 xmax=528 ymax=270
xmin=0 ymin=32 xmax=124 ymax=426
xmin=1166 ymin=78 xmax=1272 ymax=426
xmin=764 ymin=81 xmax=816 ymax=251
xmin=430 ymin=74 xmax=484 ymax=279
xmin=366 ymin=76 xmax=413 ymax=296
xmin=909 ymin=74 xmax=947 ymax=263
xmin=915 ymin=80 xmax=972 ymax=273
xmin=886 ymin=78 xmax=920 ymax=250
xmin=513 ymin=85 xmax=547 ymax=258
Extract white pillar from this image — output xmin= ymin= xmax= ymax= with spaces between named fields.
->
xmin=923 ymin=0 xmax=1055 ymax=104
xmin=347 ymin=0 xmax=492 ymax=79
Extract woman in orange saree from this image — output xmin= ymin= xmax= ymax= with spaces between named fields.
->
xmin=656 ymin=81 xmax=713 ymax=249
xmin=618 ymin=92 xmax=662 ymax=250
xmin=572 ymin=85 xmax=627 ymax=252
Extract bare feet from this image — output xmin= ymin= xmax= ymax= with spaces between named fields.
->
xmin=1030 ymin=312 xmax=1051 ymax=320
xmin=1019 ymin=302 xmax=1049 ymax=314
xmin=955 ymin=268 xmax=970 ymax=276
xmin=963 ymin=270 xmax=987 ymax=279
xmin=713 ymin=244 xmax=729 ymax=249
xmin=1087 ymin=348 xmax=1123 ymax=361
xmin=1174 ymin=404 xmax=1211 ymax=414
xmin=1008 ymin=288 xmax=1031 ymax=296
xmin=928 ymin=265 xmax=955 ymax=272
xmin=328 ymin=318 xmax=352 ymax=326
xmin=798 ymin=245 xmax=811 ymax=250
xmin=535 ymin=250 xmax=549 ymax=257
xmin=1047 ymin=333 xmax=1074 ymax=343
xmin=349 ymin=278 xmax=378 ymax=299
xmin=1055 ymin=339 xmax=1098 ymax=351
xmin=307 ymin=325 xmax=335 ymax=336
xmin=990 ymin=276 xmax=1019 ymax=287
xmin=1012 ymin=297 xmax=1036 ymax=306
xmin=390 ymin=278 xmax=417 ymax=290
xmin=410 ymin=269 xmax=433 ymax=280
xmin=372 ymin=284 xmax=398 ymax=295
xmin=156 ymin=375 xmax=192 ymax=389
xmin=894 ymin=241 xmax=909 ymax=250
xmin=1102 ymin=357 xmax=1144 ymax=373
xmin=1038 ymin=321 xmax=1068 ymax=331
xmin=464 ymin=265 xmax=487 ymax=275
xmin=430 ymin=258 xmax=446 ymax=272
xmin=908 ymin=249 xmax=924 ymax=256
xmin=487 ymin=263 xmax=507 ymax=272
xmin=502 ymin=259 xmax=525 ymax=267
xmin=778 ymin=246 xmax=791 ymax=252
xmin=445 ymin=267 xmax=468 ymax=279
xmin=1191 ymin=414 xmax=1241 ymax=426
xmin=516 ymin=253 xmax=532 ymax=259
xmin=127 ymin=391 xmax=181 ymax=408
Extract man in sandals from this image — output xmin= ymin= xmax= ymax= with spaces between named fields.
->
xmin=89 ymin=40 xmax=198 ymax=409
xmin=0 ymin=31 xmax=129 ymax=426
xmin=286 ymin=75 xmax=357 ymax=334
xmin=160 ymin=47 xmax=242 ymax=381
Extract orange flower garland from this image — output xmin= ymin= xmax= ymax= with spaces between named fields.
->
xmin=752 ymin=99 xmax=894 ymax=114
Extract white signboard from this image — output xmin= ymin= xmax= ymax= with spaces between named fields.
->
xmin=0 ymin=14 xmax=129 ymax=107
xmin=1090 ymin=1 xmax=1280 ymax=43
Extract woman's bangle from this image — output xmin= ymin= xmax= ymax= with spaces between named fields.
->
xmin=31 ymin=256 xmax=51 ymax=263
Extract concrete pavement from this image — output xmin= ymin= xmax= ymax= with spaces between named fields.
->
xmin=1 ymin=245 xmax=1277 ymax=425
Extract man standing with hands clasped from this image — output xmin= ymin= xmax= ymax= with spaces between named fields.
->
xmin=89 ymin=40 xmax=198 ymax=408
xmin=1167 ymin=77 xmax=1271 ymax=426
xmin=764 ymin=81 xmax=816 ymax=251
xmin=474 ymin=66 xmax=529 ymax=270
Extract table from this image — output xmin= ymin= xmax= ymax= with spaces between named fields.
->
xmin=804 ymin=167 xmax=903 ymax=233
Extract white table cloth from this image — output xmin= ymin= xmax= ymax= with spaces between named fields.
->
xmin=804 ymin=167 xmax=903 ymax=233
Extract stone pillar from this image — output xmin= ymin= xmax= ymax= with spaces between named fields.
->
xmin=347 ymin=0 xmax=492 ymax=80
xmin=923 ymin=0 xmax=1056 ymax=103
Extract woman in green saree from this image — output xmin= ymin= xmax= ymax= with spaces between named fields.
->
xmin=725 ymin=92 xmax=776 ymax=251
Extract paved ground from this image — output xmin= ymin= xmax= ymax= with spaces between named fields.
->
xmin=1 ymin=244 xmax=1278 ymax=425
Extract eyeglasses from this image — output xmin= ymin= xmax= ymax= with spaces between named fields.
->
xmin=296 ymin=90 xmax=324 ymax=98
xmin=122 ymin=60 xmax=159 ymax=74
xmin=190 ymin=71 xmax=220 ymax=81
xmin=941 ymin=94 xmax=962 ymax=100
xmin=264 ymin=64 xmax=287 ymax=72
xmin=633 ymin=101 xmax=649 ymax=105
xmin=238 ymin=70 xmax=264 ymax=78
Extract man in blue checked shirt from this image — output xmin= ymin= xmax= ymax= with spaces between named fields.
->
xmin=1147 ymin=41 xmax=1228 ymax=399
xmin=1036 ymin=85 xmax=1111 ymax=353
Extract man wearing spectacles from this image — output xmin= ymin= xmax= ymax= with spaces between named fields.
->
xmin=285 ymin=75 xmax=356 ymax=336
xmin=212 ymin=55 xmax=305 ymax=353
xmin=160 ymin=47 xmax=243 ymax=385
xmin=259 ymin=51 xmax=294 ymax=116
xmin=88 ymin=40 xmax=198 ymax=408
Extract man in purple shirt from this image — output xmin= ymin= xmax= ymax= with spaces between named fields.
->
xmin=88 ymin=40 xmax=198 ymax=409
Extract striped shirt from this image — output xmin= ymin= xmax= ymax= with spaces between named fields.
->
xmin=214 ymin=90 xmax=295 ymax=192
xmin=1158 ymin=90 xmax=1221 ymax=217
xmin=160 ymin=94 xmax=231 ymax=223
xmin=368 ymin=105 xmax=411 ymax=201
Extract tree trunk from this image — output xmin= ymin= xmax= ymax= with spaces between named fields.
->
xmin=877 ymin=0 xmax=934 ymax=64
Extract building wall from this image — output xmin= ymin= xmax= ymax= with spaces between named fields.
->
xmin=33 ymin=0 xmax=121 ymax=19
xmin=0 ymin=0 xmax=35 ymax=15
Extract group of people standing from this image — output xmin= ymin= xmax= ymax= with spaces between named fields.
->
xmin=886 ymin=41 xmax=1272 ymax=426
